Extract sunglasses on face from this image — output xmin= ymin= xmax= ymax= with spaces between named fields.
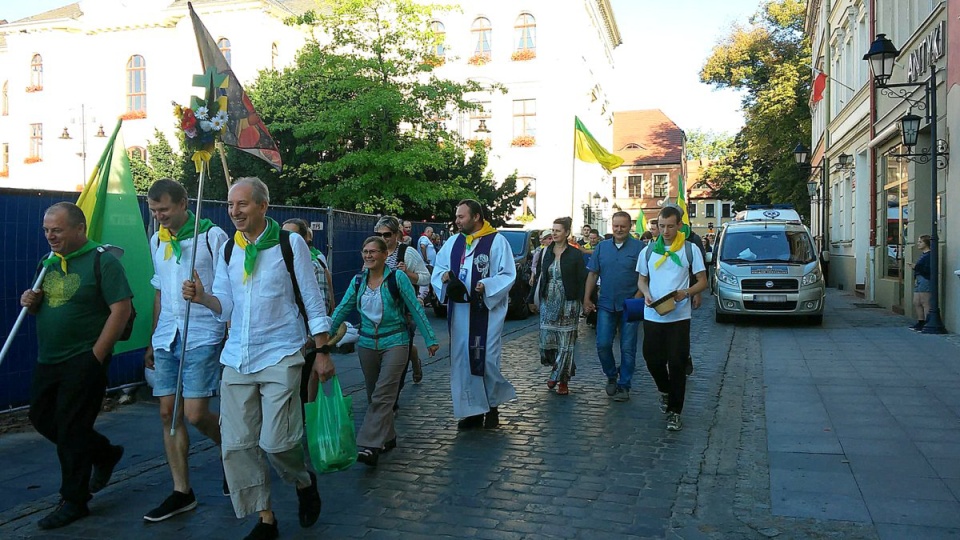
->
xmin=374 ymin=231 xmax=394 ymax=238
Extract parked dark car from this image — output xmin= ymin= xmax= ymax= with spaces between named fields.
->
xmin=432 ymin=229 xmax=536 ymax=320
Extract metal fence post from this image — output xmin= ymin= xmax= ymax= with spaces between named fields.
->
xmin=326 ymin=206 xmax=334 ymax=274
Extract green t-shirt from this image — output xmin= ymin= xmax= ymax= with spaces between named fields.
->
xmin=35 ymin=248 xmax=133 ymax=364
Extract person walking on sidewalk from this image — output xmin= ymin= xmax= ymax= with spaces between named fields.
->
xmin=182 ymin=177 xmax=329 ymax=540
xmin=532 ymin=217 xmax=587 ymax=395
xmin=584 ymin=211 xmax=643 ymax=402
xmin=636 ymin=206 xmax=707 ymax=431
xmin=330 ymin=236 xmax=439 ymax=467
xmin=432 ymin=200 xmax=517 ymax=430
xmin=375 ymin=216 xmax=430 ymax=388
xmin=907 ymin=235 xmax=932 ymax=331
xmin=20 ymin=202 xmax=132 ymax=530
xmin=143 ymin=179 xmax=229 ymax=522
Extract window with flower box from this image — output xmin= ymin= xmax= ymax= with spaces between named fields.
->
xmin=512 ymin=99 xmax=535 ymax=145
xmin=29 ymin=124 xmax=42 ymax=161
xmin=28 ymin=55 xmax=43 ymax=92
xmin=470 ymin=18 xmax=492 ymax=64
xmin=512 ymin=13 xmax=536 ymax=60
xmin=126 ymin=55 xmax=147 ymax=114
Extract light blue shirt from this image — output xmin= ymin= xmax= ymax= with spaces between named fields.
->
xmin=213 ymin=228 xmax=331 ymax=374
xmin=150 ymin=227 xmax=228 ymax=352
xmin=586 ymin=236 xmax=643 ymax=312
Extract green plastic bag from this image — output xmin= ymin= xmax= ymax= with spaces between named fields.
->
xmin=305 ymin=375 xmax=357 ymax=473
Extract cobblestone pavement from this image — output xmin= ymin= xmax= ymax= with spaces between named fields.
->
xmin=2 ymin=290 xmax=959 ymax=539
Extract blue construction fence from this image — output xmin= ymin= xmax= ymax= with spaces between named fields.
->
xmin=0 ymin=187 xmax=448 ymax=411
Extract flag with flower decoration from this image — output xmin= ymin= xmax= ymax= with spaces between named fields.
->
xmin=186 ymin=2 xmax=282 ymax=171
xmin=173 ymin=69 xmax=228 ymax=172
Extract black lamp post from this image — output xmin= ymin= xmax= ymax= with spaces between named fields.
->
xmin=864 ymin=33 xmax=949 ymax=333
xmin=793 ymin=143 xmax=829 ymax=256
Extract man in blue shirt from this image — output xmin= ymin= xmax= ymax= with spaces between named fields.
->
xmin=583 ymin=211 xmax=644 ymax=401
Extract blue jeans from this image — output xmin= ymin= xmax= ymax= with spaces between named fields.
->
xmin=596 ymin=308 xmax=640 ymax=389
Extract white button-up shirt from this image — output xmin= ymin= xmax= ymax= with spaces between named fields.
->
xmin=150 ymin=228 xmax=229 ymax=352
xmin=213 ymin=228 xmax=331 ymax=374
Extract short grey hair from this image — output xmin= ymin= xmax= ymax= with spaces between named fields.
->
xmin=232 ymin=177 xmax=270 ymax=204
xmin=375 ymin=215 xmax=401 ymax=233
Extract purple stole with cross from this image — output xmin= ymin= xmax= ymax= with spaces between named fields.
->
xmin=448 ymin=233 xmax=497 ymax=377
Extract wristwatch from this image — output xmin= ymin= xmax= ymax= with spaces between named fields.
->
xmin=317 ymin=344 xmax=332 ymax=354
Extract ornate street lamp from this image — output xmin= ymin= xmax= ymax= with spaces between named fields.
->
xmin=836 ymin=153 xmax=854 ymax=170
xmin=793 ymin=143 xmax=810 ymax=166
xmin=792 ymin=142 xmax=829 ymax=256
xmin=864 ymin=33 xmax=949 ymax=333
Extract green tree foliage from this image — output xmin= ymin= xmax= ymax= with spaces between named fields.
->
xmin=128 ymin=151 xmax=153 ymax=194
xmin=699 ymin=0 xmax=810 ymax=216
xmin=212 ymin=0 xmax=522 ymax=222
xmin=686 ymin=129 xmax=734 ymax=161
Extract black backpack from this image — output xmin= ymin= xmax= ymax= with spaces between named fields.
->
xmin=223 ymin=230 xmax=309 ymax=328
xmin=93 ymin=247 xmax=137 ymax=341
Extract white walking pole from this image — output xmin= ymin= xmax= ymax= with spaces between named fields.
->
xmin=0 ymin=253 xmax=54 ymax=368
xmin=170 ymin=162 xmax=208 ymax=436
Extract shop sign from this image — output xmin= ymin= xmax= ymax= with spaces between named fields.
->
xmin=907 ymin=20 xmax=945 ymax=83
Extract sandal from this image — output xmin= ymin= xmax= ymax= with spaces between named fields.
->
xmin=546 ymin=379 xmax=557 ymax=390
xmin=357 ymin=447 xmax=380 ymax=467
xmin=557 ymin=382 xmax=569 ymax=395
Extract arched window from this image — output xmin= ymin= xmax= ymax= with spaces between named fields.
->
xmin=126 ymin=55 xmax=147 ymax=113
xmin=127 ymin=146 xmax=146 ymax=161
xmin=472 ymin=17 xmax=492 ymax=59
xmin=1 ymin=81 xmax=8 ymax=116
xmin=218 ymin=38 xmax=231 ymax=66
xmin=430 ymin=21 xmax=446 ymax=57
xmin=30 ymin=54 xmax=43 ymax=89
xmin=271 ymin=42 xmax=278 ymax=70
xmin=514 ymin=13 xmax=536 ymax=53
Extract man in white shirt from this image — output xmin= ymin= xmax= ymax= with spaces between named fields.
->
xmin=183 ymin=177 xmax=332 ymax=540
xmin=143 ymin=179 xmax=229 ymax=522
xmin=636 ymin=206 xmax=707 ymax=432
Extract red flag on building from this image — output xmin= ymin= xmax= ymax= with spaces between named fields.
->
xmin=811 ymin=72 xmax=827 ymax=104
xmin=188 ymin=2 xmax=282 ymax=171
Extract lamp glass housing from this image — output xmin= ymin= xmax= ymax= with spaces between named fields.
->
xmin=899 ymin=113 xmax=921 ymax=147
xmin=864 ymin=33 xmax=900 ymax=87
xmin=793 ymin=143 xmax=810 ymax=165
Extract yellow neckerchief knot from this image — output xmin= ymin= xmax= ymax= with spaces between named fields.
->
xmin=158 ymin=211 xmax=214 ymax=263
xmin=464 ymin=220 xmax=497 ymax=249
xmin=42 ymin=240 xmax=101 ymax=273
xmin=651 ymin=231 xmax=687 ymax=269
xmin=233 ymin=217 xmax=280 ymax=283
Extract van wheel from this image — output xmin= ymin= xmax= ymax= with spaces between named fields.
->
xmin=715 ymin=312 xmax=733 ymax=324
xmin=807 ymin=314 xmax=823 ymax=326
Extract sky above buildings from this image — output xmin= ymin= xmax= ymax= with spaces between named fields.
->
xmin=2 ymin=0 xmax=762 ymax=137
xmin=608 ymin=0 xmax=763 ymax=137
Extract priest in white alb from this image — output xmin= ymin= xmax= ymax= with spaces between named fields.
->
xmin=431 ymin=200 xmax=517 ymax=430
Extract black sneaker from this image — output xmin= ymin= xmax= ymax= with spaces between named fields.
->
xmin=90 ymin=444 xmax=124 ymax=493
xmin=457 ymin=414 xmax=484 ymax=430
xmin=38 ymin=499 xmax=89 ymax=530
xmin=296 ymin=471 xmax=321 ymax=528
xmin=685 ymin=356 xmax=694 ymax=376
xmin=605 ymin=378 xmax=618 ymax=397
xmin=381 ymin=438 xmax=397 ymax=453
xmin=483 ymin=407 xmax=499 ymax=429
xmin=143 ymin=490 xmax=197 ymax=522
xmin=612 ymin=387 xmax=630 ymax=402
xmin=244 ymin=517 xmax=279 ymax=540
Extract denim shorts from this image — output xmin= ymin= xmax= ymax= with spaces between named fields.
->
xmin=152 ymin=332 xmax=222 ymax=399
xmin=915 ymin=276 xmax=932 ymax=293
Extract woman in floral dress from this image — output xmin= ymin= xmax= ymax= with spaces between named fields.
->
xmin=531 ymin=217 xmax=588 ymax=395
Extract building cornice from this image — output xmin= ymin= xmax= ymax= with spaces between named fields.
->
xmin=594 ymin=0 xmax=622 ymax=48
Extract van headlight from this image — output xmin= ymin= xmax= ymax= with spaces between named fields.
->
xmin=717 ymin=269 xmax=739 ymax=287
xmin=801 ymin=270 xmax=821 ymax=286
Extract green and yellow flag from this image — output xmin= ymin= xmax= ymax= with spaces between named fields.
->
xmin=76 ymin=120 xmax=154 ymax=354
xmin=635 ymin=211 xmax=648 ymax=236
xmin=676 ymin=174 xmax=691 ymax=236
xmin=574 ymin=116 xmax=624 ymax=173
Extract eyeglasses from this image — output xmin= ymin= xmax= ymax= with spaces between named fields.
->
xmin=374 ymin=231 xmax=394 ymax=238
xmin=361 ymin=249 xmax=383 ymax=256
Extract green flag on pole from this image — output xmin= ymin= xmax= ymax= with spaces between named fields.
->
xmin=676 ymin=175 xmax=691 ymax=236
xmin=635 ymin=211 xmax=648 ymax=235
xmin=76 ymin=120 xmax=154 ymax=354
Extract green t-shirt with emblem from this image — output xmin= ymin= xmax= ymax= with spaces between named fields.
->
xmin=35 ymin=248 xmax=133 ymax=364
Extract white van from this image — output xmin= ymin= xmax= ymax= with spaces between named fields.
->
xmin=711 ymin=205 xmax=825 ymax=325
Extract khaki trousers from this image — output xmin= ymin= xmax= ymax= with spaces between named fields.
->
xmin=220 ymin=353 xmax=311 ymax=518
xmin=356 ymin=345 xmax=409 ymax=448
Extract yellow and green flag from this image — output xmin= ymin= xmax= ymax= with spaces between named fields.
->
xmin=676 ymin=174 xmax=691 ymax=236
xmin=635 ymin=211 xmax=648 ymax=235
xmin=574 ymin=116 xmax=624 ymax=173
xmin=76 ymin=120 xmax=154 ymax=354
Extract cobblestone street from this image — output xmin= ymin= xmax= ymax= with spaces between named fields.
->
xmin=1 ymin=290 xmax=959 ymax=539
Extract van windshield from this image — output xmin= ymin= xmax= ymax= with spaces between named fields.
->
xmin=719 ymin=229 xmax=816 ymax=264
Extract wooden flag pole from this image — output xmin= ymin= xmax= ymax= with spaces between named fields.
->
xmin=170 ymin=160 xmax=208 ymax=436
xmin=217 ymin=141 xmax=232 ymax=190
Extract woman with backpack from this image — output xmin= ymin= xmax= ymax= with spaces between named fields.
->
xmin=329 ymin=236 xmax=439 ymax=467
